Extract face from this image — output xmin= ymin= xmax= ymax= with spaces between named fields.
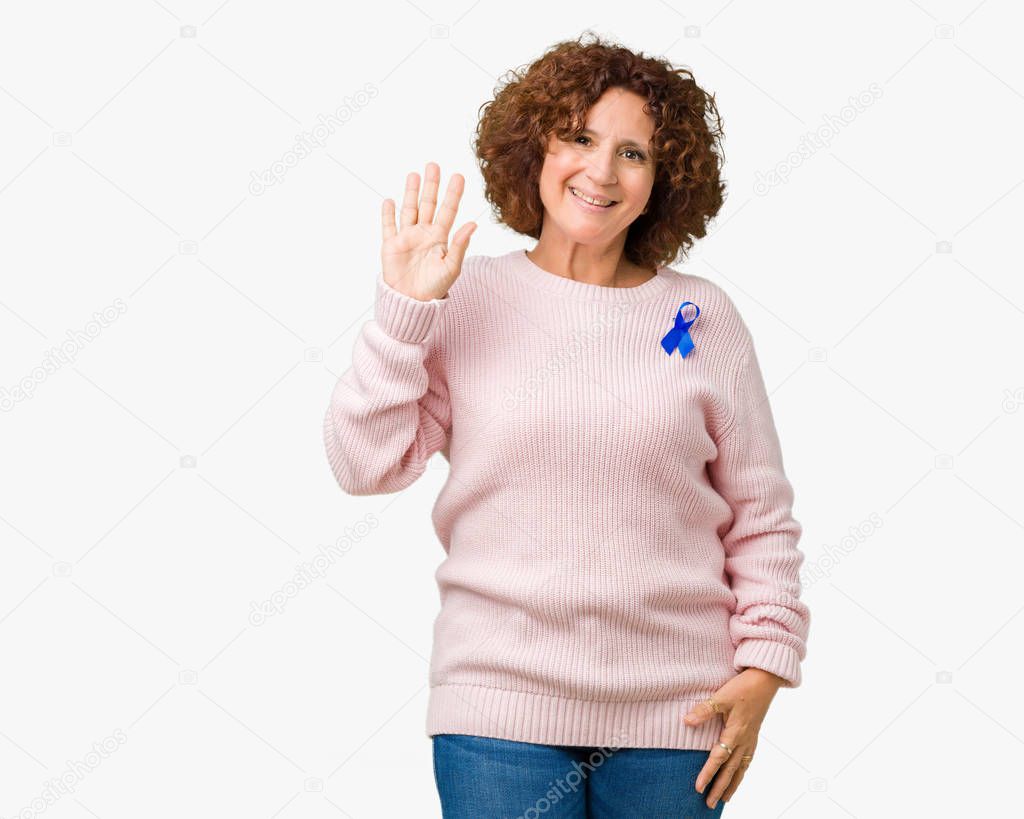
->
xmin=536 ymin=87 xmax=656 ymax=246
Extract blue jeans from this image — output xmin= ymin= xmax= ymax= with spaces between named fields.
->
xmin=432 ymin=733 xmax=726 ymax=818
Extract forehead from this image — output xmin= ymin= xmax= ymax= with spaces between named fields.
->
xmin=584 ymin=88 xmax=654 ymax=142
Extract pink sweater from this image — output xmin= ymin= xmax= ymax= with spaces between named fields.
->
xmin=323 ymin=248 xmax=810 ymax=750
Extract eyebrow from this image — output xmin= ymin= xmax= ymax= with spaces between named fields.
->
xmin=580 ymin=128 xmax=652 ymax=149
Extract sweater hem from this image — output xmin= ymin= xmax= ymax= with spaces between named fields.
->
xmin=425 ymin=682 xmax=725 ymax=751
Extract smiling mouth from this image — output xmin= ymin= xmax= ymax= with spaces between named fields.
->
xmin=569 ymin=186 xmax=617 ymax=207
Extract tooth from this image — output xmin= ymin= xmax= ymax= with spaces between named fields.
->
xmin=573 ymin=188 xmax=611 ymax=206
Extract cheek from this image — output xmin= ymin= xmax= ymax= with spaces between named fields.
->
xmin=540 ymin=167 xmax=574 ymax=201
xmin=542 ymin=149 xmax=579 ymax=179
xmin=627 ymin=180 xmax=655 ymax=207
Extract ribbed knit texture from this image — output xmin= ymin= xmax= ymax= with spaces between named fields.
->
xmin=323 ymin=248 xmax=810 ymax=750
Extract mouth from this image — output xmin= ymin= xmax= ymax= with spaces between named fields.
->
xmin=569 ymin=186 xmax=617 ymax=208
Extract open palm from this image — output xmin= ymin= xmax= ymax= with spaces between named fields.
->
xmin=381 ymin=162 xmax=476 ymax=302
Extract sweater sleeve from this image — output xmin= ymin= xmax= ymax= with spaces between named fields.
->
xmin=708 ymin=334 xmax=810 ymax=688
xmin=323 ymin=272 xmax=451 ymax=496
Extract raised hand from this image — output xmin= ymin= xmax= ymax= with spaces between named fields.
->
xmin=381 ymin=162 xmax=477 ymax=302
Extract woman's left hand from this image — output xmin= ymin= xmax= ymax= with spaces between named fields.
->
xmin=682 ymin=667 xmax=786 ymax=809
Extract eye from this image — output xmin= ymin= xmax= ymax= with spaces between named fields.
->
xmin=573 ymin=135 xmax=646 ymax=161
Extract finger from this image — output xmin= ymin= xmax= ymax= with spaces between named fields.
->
xmin=706 ymin=748 xmax=748 ymax=808
xmin=399 ymin=171 xmax=420 ymax=231
xmin=691 ymin=699 xmax=721 ymax=722
xmin=692 ymin=705 xmax=733 ymax=792
xmin=443 ymin=221 xmax=477 ymax=275
xmin=695 ymin=743 xmax=731 ymax=793
xmin=433 ymin=172 xmax=464 ymax=235
xmin=720 ymin=760 xmax=749 ymax=803
xmin=418 ymin=162 xmax=440 ymax=225
xmin=381 ymin=198 xmax=397 ymax=242
xmin=722 ymin=739 xmax=757 ymax=803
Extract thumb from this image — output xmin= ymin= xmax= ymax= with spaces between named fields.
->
xmin=445 ymin=222 xmax=476 ymax=273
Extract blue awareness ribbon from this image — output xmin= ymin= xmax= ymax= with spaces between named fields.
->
xmin=660 ymin=301 xmax=701 ymax=358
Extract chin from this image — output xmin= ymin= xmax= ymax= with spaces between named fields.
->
xmin=557 ymin=223 xmax=608 ymax=242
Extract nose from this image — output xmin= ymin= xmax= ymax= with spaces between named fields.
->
xmin=584 ymin=146 xmax=617 ymax=187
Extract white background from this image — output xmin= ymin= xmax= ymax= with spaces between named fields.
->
xmin=2 ymin=1 xmax=1023 ymax=816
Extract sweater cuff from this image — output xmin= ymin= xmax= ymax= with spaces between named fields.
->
xmin=374 ymin=272 xmax=448 ymax=344
xmin=733 ymin=638 xmax=802 ymax=688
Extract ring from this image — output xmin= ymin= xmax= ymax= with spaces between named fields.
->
xmin=706 ymin=698 xmax=722 ymax=714
xmin=718 ymin=742 xmax=734 ymax=755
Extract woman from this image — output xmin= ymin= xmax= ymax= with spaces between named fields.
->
xmin=324 ymin=32 xmax=810 ymax=817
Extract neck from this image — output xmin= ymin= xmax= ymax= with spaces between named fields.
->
xmin=526 ymin=235 xmax=653 ymax=288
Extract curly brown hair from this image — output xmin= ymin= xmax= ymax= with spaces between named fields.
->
xmin=473 ymin=31 xmax=727 ymax=271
